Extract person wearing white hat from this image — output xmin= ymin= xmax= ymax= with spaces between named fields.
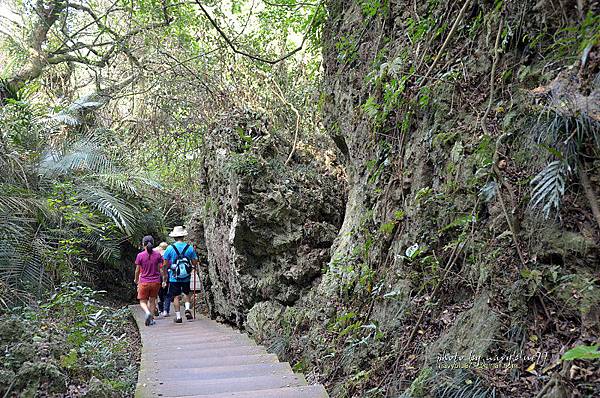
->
xmin=161 ymin=226 xmax=199 ymax=323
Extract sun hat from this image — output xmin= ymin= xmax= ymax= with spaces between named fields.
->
xmin=168 ymin=226 xmax=188 ymax=238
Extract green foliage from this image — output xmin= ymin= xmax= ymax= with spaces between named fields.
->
xmin=431 ymin=371 xmax=495 ymax=398
xmin=529 ymin=160 xmax=569 ymax=218
xmin=379 ymin=210 xmax=405 ymax=235
xmin=520 ymin=267 xmax=544 ymax=296
xmin=440 ymin=214 xmax=476 ymax=233
xmin=359 ymin=0 xmax=388 ymax=18
xmin=227 ymin=152 xmax=262 ymax=176
xmin=415 ymin=187 xmax=433 ymax=204
xmin=417 ymin=86 xmax=431 ymax=109
xmin=0 ymin=95 xmax=163 ymax=306
xmin=336 ymin=35 xmax=359 ymax=64
xmin=330 ymin=311 xmax=360 ymax=336
xmin=407 ymin=367 xmax=432 ymax=397
xmin=0 ymin=283 xmax=138 ymax=397
xmin=407 ymin=16 xmax=438 ymax=42
xmin=292 ymin=360 xmax=308 ymax=373
xmin=562 ymin=345 xmax=600 ymax=361
xmin=236 ymin=127 xmax=254 ymax=151
xmin=546 ymin=12 xmax=600 ymax=59
xmin=433 ymin=131 xmax=459 ymax=148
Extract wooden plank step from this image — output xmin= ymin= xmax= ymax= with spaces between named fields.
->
xmin=139 ymin=362 xmax=293 ymax=381
xmin=169 ymin=385 xmax=329 ymax=398
xmin=141 ymin=353 xmax=280 ymax=369
xmin=148 ymin=322 xmax=231 ymax=330
xmin=143 ymin=327 xmax=243 ymax=337
xmin=141 ymin=345 xmax=267 ymax=361
xmin=142 ymin=338 xmax=256 ymax=352
xmin=138 ymin=373 xmax=307 ymax=397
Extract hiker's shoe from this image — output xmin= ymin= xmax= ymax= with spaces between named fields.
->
xmin=144 ymin=313 xmax=152 ymax=326
xmin=185 ymin=309 xmax=193 ymax=320
xmin=174 ymin=317 xmax=182 ymax=324
xmin=161 ymin=311 xmax=169 ymax=317
xmin=150 ymin=319 xmax=156 ymax=326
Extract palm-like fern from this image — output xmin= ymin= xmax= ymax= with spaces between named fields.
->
xmin=529 ymin=160 xmax=570 ymax=218
xmin=46 ymin=94 xmax=105 ymax=127
xmin=76 ymin=185 xmax=139 ymax=236
xmin=529 ymin=70 xmax=600 ymax=218
xmin=0 ymin=95 xmax=162 ymax=307
xmin=40 ymin=137 xmax=115 ymax=177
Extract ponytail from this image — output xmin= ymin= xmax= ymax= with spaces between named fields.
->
xmin=142 ymin=235 xmax=154 ymax=256
xmin=145 ymin=241 xmax=153 ymax=255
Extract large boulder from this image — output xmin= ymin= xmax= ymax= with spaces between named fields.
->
xmin=190 ymin=111 xmax=346 ymax=325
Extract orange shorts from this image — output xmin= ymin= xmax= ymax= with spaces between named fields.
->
xmin=137 ymin=282 xmax=160 ymax=300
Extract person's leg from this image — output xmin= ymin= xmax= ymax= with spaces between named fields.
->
xmin=152 ymin=287 xmax=159 ymax=316
xmin=157 ymin=287 xmax=165 ymax=313
xmin=149 ymin=282 xmax=160 ymax=319
xmin=149 ymin=297 xmax=157 ymax=320
xmin=163 ymin=285 xmax=171 ymax=315
xmin=138 ymin=283 xmax=152 ymax=324
xmin=139 ymin=298 xmax=150 ymax=314
xmin=182 ymin=281 xmax=192 ymax=320
xmin=169 ymin=282 xmax=183 ymax=323
xmin=173 ymin=295 xmax=181 ymax=320
xmin=139 ymin=283 xmax=153 ymax=326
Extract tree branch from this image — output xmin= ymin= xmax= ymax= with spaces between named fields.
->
xmin=263 ymin=0 xmax=318 ymax=7
xmin=272 ymin=79 xmax=301 ymax=165
xmin=421 ymin=0 xmax=472 ymax=82
xmin=193 ymin=0 xmax=321 ymax=65
xmin=8 ymin=0 xmax=170 ymax=86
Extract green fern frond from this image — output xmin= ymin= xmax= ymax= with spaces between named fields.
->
xmin=432 ymin=370 xmax=495 ymax=398
xmin=0 ymin=79 xmax=22 ymax=102
xmin=478 ymin=181 xmax=498 ymax=203
xmin=86 ymin=173 xmax=140 ymax=196
xmin=39 ymin=139 xmax=116 ymax=177
xmin=51 ymin=113 xmax=80 ymax=126
xmin=0 ymin=191 xmax=52 ymax=218
xmin=76 ymin=228 xmax=121 ymax=262
xmin=0 ymin=214 xmax=36 ymax=238
xmin=86 ymin=172 xmax=164 ymax=197
xmin=129 ymin=173 xmax=163 ymax=191
xmin=529 ymin=160 xmax=570 ymax=218
xmin=47 ymin=94 xmax=104 ymax=126
xmin=75 ymin=185 xmax=138 ymax=236
xmin=0 ymin=238 xmax=50 ymax=296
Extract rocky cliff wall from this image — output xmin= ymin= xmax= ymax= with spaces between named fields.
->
xmin=303 ymin=1 xmax=599 ymax=396
xmin=191 ymin=2 xmax=600 ymax=396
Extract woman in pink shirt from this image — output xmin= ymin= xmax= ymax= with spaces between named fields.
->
xmin=134 ymin=235 xmax=163 ymax=326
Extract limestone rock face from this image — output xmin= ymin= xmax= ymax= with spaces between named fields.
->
xmin=190 ymin=113 xmax=345 ymax=325
xmin=187 ymin=2 xmax=600 ymax=395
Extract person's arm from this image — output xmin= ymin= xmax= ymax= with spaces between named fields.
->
xmin=190 ymin=245 xmax=199 ymax=269
xmin=134 ymin=264 xmax=140 ymax=285
xmin=162 ymin=259 xmax=169 ymax=287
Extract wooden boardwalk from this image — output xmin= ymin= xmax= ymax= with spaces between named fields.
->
xmin=130 ymin=305 xmax=328 ymax=398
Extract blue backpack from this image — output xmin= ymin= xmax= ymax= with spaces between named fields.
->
xmin=170 ymin=244 xmax=192 ymax=280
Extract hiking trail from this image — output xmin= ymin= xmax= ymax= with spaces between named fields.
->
xmin=130 ymin=305 xmax=329 ymax=397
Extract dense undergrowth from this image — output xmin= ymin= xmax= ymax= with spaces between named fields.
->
xmin=0 ymin=284 xmax=139 ymax=398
